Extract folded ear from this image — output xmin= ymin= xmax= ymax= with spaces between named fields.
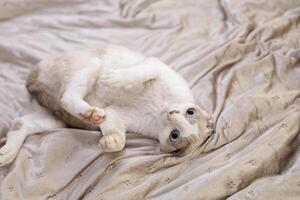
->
xmin=194 ymin=105 xmax=214 ymax=135
xmin=193 ymin=105 xmax=210 ymax=119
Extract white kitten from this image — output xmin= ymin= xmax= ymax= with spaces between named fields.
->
xmin=0 ymin=44 xmax=213 ymax=166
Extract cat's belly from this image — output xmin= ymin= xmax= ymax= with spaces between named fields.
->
xmin=84 ymin=83 xmax=162 ymax=136
xmin=85 ymin=83 xmax=153 ymax=108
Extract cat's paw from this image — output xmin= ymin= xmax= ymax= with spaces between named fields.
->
xmin=99 ymin=133 xmax=125 ymax=152
xmin=80 ymin=107 xmax=106 ymax=126
xmin=0 ymin=143 xmax=19 ymax=167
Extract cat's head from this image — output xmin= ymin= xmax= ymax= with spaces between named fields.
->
xmin=158 ymin=103 xmax=213 ymax=153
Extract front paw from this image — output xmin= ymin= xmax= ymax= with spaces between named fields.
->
xmin=80 ymin=107 xmax=106 ymax=126
xmin=0 ymin=144 xmax=20 ymax=167
xmin=99 ymin=133 xmax=125 ymax=152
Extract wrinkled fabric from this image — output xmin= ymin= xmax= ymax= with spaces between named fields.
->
xmin=0 ymin=0 xmax=300 ymax=199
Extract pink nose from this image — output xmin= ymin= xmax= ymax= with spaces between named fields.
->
xmin=167 ymin=112 xmax=171 ymax=120
xmin=169 ymin=110 xmax=179 ymax=115
xmin=167 ymin=110 xmax=179 ymax=120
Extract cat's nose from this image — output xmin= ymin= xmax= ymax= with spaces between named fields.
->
xmin=168 ymin=110 xmax=179 ymax=115
xmin=167 ymin=113 xmax=171 ymax=120
xmin=167 ymin=110 xmax=179 ymax=120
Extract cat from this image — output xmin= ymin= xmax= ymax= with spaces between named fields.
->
xmin=0 ymin=44 xmax=213 ymax=166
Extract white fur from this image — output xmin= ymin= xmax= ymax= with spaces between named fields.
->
xmin=0 ymin=44 xmax=212 ymax=166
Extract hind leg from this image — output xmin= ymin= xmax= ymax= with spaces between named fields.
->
xmin=100 ymin=57 xmax=164 ymax=92
xmin=0 ymin=111 xmax=65 ymax=166
xmin=60 ymin=57 xmax=105 ymax=127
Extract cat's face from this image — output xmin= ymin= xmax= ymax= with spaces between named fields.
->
xmin=158 ymin=103 xmax=212 ymax=153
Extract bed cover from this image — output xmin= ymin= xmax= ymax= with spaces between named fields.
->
xmin=0 ymin=0 xmax=300 ymax=199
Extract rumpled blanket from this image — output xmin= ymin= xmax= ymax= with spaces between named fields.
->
xmin=0 ymin=0 xmax=300 ymax=199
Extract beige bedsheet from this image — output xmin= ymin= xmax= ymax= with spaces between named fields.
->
xmin=0 ymin=0 xmax=300 ymax=199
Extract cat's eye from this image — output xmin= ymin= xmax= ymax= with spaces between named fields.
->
xmin=186 ymin=108 xmax=196 ymax=116
xmin=169 ymin=129 xmax=181 ymax=143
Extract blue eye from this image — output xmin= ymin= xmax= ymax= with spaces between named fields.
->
xmin=186 ymin=108 xmax=196 ymax=116
xmin=169 ymin=129 xmax=180 ymax=143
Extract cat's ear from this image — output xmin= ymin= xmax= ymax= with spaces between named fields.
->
xmin=193 ymin=105 xmax=210 ymax=119
xmin=194 ymin=105 xmax=214 ymax=135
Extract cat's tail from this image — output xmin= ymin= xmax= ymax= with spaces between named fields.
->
xmin=26 ymin=66 xmax=56 ymax=112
